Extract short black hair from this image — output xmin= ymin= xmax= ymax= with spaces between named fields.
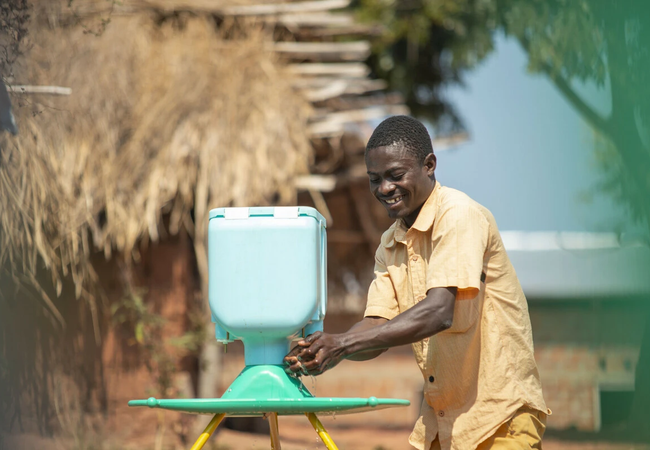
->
xmin=366 ymin=115 xmax=433 ymax=163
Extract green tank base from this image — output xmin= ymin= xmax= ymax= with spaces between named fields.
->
xmin=128 ymin=364 xmax=410 ymax=416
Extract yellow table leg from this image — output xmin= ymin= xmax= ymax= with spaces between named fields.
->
xmin=268 ymin=412 xmax=282 ymax=450
xmin=189 ymin=413 xmax=226 ymax=450
xmin=305 ymin=413 xmax=339 ymax=450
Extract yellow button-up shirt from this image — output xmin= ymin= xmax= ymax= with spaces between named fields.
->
xmin=364 ymin=183 xmax=548 ymax=450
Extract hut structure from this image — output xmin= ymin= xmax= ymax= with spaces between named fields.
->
xmin=4 ymin=2 xmax=648 ymax=443
xmin=0 ymin=0 xmax=409 ymax=445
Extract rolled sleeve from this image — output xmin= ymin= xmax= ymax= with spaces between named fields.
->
xmin=426 ymin=203 xmax=489 ymax=296
xmin=364 ymin=246 xmax=400 ymax=320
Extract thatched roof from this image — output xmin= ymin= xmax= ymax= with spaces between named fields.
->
xmin=0 ymin=8 xmax=312 ymax=324
xmin=1 ymin=0 xmax=412 ymax=323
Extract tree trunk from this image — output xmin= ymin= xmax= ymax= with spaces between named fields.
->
xmin=192 ymin=235 xmax=222 ymax=436
xmin=192 ymin=151 xmax=221 ymax=435
xmin=602 ymin=10 xmax=650 ymax=436
xmin=608 ymin=109 xmax=650 ymax=441
xmin=195 ymin=240 xmax=220 ymax=400
xmin=629 ymin=303 xmax=650 ymax=439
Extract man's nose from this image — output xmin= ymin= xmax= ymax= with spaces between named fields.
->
xmin=378 ymin=179 xmax=395 ymax=196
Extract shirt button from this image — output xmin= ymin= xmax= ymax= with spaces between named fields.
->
xmin=428 ymin=376 xmax=434 ymax=382
xmin=439 ymin=411 xmax=445 ymax=417
xmin=411 ymin=255 xmax=418 ymax=262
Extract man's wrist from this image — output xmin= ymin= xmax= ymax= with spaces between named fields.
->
xmin=340 ymin=330 xmax=368 ymax=358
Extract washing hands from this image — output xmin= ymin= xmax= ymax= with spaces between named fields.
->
xmin=284 ymin=332 xmax=348 ymax=376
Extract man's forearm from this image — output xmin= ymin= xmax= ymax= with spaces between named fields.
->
xmin=341 ymin=287 xmax=456 ymax=358
xmin=345 ymin=316 xmax=388 ymax=361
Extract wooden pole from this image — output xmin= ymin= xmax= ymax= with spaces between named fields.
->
xmin=219 ymin=0 xmax=350 ymax=16
xmin=7 ymin=85 xmax=72 ymax=95
xmin=268 ymin=412 xmax=282 ymax=450
xmin=271 ymin=41 xmax=371 ymax=61
xmin=286 ymin=63 xmax=370 ymax=77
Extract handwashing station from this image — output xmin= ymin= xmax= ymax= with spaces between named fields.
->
xmin=129 ymin=206 xmax=409 ymax=449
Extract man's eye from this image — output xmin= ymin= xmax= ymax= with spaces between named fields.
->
xmin=392 ymin=174 xmax=404 ymax=181
xmin=369 ymin=177 xmax=380 ymax=184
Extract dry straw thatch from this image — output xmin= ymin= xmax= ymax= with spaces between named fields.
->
xmin=0 ymin=9 xmax=312 ymax=327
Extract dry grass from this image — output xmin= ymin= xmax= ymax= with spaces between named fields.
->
xmin=0 ymin=3 xmax=313 ymax=435
xmin=0 ymin=11 xmax=312 ymax=326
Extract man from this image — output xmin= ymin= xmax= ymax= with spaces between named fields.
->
xmin=285 ymin=115 xmax=549 ymax=450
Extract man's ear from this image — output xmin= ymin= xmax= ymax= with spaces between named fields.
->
xmin=424 ymin=153 xmax=437 ymax=177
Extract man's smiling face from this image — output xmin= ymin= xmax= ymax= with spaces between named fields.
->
xmin=365 ymin=144 xmax=437 ymax=227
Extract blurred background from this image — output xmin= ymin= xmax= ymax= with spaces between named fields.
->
xmin=0 ymin=1 xmax=649 ymax=449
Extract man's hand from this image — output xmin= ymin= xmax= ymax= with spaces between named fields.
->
xmin=283 ymin=317 xmax=388 ymax=376
xmin=284 ymin=332 xmax=348 ymax=376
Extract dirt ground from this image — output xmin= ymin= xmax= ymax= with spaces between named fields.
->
xmin=215 ymin=417 xmax=650 ymax=450
xmin=3 ymin=415 xmax=649 ymax=450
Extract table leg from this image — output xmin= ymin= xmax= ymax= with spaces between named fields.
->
xmin=305 ymin=413 xmax=339 ymax=450
xmin=268 ymin=412 xmax=282 ymax=450
xmin=189 ymin=413 xmax=226 ymax=450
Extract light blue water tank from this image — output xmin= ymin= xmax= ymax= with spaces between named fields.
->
xmin=208 ymin=206 xmax=327 ymax=366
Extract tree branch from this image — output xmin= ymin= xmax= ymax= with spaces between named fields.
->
xmin=516 ymin=36 xmax=612 ymax=138
xmin=546 ymin=69 xmax=611 ymax=136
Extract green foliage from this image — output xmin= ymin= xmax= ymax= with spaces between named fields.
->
xmin=590 ymin=134 xmax=648 ymax=228
xmin=111 ymin=288 xmax=202 ymax=399
xmin=356 ymin=0 xmax=482 ymax=133
xmin=110 ymin=289 xmax=205 ymax=450
xmin=112 ymin=289 xmax=172 ymax=397
xmin=111 ymin=288 xmax=165 ymax=346
xmin=426 ymin=0 xmax=609 ymax=82
xmin=168 ymin=309 xmax=206 ymax=354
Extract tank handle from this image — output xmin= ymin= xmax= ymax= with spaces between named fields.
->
xmin=319 ymin=221 xmax=328 ymax=318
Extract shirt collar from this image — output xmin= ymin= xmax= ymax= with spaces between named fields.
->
xmin=385 ymin=182 xmax=441 ymax=247
xmin=409 ymin=181 xmax=441 ymax=232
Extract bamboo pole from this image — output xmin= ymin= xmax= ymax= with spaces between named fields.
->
xmin=7 ymin=85 xmax=72 ymax=95
xmin=294 ymin=174 xmax=337 ymax=192
xmin=286 ymin=63 xmax=370 ymax=77
xmin=271 ymin=41 xmax=371 ymax=61
xmin=298 ymin=79 xmax=387 ymax=101
xmin=308 ymin=105 xmax=409 ymax=137
xmin=66 ymin=0 xmax=351 ymax=16
xmin=277 ymin=12 xmax=354 ymax=27
xmin=219 ymin=0 xmax=350 ymax=15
